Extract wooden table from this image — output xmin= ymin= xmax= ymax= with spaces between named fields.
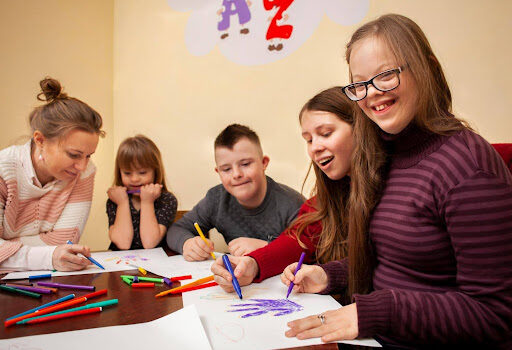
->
xmin=0 ymin=266 xmax=371 ymax=349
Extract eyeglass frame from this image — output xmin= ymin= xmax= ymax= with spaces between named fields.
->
xmin=342 ymin=66 xmax=405 ymax=102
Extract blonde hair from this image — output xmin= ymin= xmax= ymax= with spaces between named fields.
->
xmin=29 ymin=77 xmax=105 ymax=140
xmin=113 ymin=135 xmax=168 ymax=191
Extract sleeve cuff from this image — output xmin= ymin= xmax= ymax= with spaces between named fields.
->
xmin=318 ymin=260 xmax=348 ymax=295
xmin=354 ymin=289 xmax=394 ymax=338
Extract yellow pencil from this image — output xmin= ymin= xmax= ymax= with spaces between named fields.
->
xmin=155 ymin=275 xmax=215 ymax=298
xmin=194 ymin=222 xmax=216 ymax=259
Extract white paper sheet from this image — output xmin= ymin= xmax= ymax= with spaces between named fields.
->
xmin=137 ymin=253 xmax=220 ymax=282
xmin=0 ymin=305 xmax=211 ymax=350
xmin=183 ymin=275 xmax=381 ymax=349
xmin=2 ymin=248 xmax=169 ymax=280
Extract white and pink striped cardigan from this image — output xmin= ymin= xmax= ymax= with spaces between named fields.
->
xmin=0 ymin=141 xmax=95 ymax=271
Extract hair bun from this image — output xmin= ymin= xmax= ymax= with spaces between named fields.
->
xmin=37 ymin=77 xmax=68 ymax=102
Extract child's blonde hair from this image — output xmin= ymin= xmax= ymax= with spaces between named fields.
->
xmin=113 ymin=135 xmax=168 ymax=191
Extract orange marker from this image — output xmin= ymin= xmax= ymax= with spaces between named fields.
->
xmin=155 ymin=275 xmax=214 ymax=298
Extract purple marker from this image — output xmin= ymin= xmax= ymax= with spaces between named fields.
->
xmin=126 ymin=189 xmax=140 ymax=194
xmin=163 ymin=277 xmax=172 ymax=287
xmin=37 ymin=282 xmax=95 ymax=291
xmin=286 ymin=252 xmax=306 ymax=299
xmin=5 ymin=285 xmax=53 ymax=294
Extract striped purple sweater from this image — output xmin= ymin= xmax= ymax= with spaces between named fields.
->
xmin=321 ymin=126 xmax=512 ymax=348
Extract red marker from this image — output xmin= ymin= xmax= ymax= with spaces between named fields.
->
xmin=131 ymin=283 xmax=154 ymax=288
xmin=24 ymin=307 xmax=102 ymax=325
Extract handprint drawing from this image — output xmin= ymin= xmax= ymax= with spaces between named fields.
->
xmin=228 ymin=298 xmax=303 ymax=318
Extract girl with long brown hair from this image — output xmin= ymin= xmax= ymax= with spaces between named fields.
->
xmin=211 ymin=86 xmax=355 ymax=290
xmin=107 ymin=135 xmax=177 ymax=250
xmin=284 ymin=14 xmax=512 ymax=348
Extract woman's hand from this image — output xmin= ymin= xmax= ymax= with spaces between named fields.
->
xmin=285 ymin=303 xmax=359 ymax=342
xmin=211 ymin=255 xmax=259 ymax=292
xmin=107 ymin=186 xmax=128 ymax=205
xmin=52 ymin=244 xmax=92 ymax=271
xmin=140 ymin=183 xmax=162 ymax=203
xmin=281 ymin=263 xmax=328 ymax=294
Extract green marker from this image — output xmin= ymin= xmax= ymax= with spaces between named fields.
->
xmin=121 ymin=276 xmax=133 ymax=286
xmin=17 ymin=299 xmax=119 ymax=324
xmin=0 ymin=284 xmax=41 ymax=298
xmin=120 ymin=275 xmax=163 ymax=283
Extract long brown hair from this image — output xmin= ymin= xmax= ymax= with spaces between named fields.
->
xmin=29 ymin=77 xmax=105 ymax=139
xmin=289 ymin=87 xmax=354 ymax=264
xmin=346 ymin=14 xmax=470 ymax=296
xmin=113 ymin=135 xmax=169 ymax=192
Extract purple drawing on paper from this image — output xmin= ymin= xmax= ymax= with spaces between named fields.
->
xmin=228 ymin=298 xmax=303 ymax=318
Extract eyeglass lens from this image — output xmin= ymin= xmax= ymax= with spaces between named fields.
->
xmin=345 ymin=70 xmax=400 ymax=101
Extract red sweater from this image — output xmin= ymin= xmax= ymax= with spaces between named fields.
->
xmin=248 ymin=198 xmax=320 ymax=282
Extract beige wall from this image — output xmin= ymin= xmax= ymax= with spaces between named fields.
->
xmin=1 ymin=0 xmax=510 ymax=251
xmin=115 ymin=0 xmax=512 ymax=209
xmin=0 ymin=0 xmax=114 ymax=250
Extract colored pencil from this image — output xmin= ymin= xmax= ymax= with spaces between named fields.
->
xmin=37 ymin=282 xmax=95 ymax=291
xmin=155 ymin=275 xmax=214 ymax=298
xmin=17 ymin=299 xmax=118 ymax=325
xmin=6 ymin=294 xmax=75 ymax=321
xmin=194 ymin=222 xmax=216 ymax=259
xmin=0 ymin=285 xmax=41 ymax=299
xmin=23 ymin=307 xmax=102 ymax=325
xmin=66 ymin=240 xmax=105 ymax=270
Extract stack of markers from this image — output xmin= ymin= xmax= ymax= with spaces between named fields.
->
xmin=4 ymin=289 xmax=118 ymax=327
xmin=120 ymin=274 xmax=192 ymax=288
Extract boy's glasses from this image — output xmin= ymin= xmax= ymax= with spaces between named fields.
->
xmin=342 ymin=66 xmax=404 ymax=101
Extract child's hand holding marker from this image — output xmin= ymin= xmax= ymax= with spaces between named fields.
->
xmin=182 ymin=222 xmax=216 ymax=262
xmin=211 ymin=255 xmax=259 ymax=293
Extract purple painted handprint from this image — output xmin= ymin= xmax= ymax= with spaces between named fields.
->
xmin=228 ymin=298 xmax=303 ymax=318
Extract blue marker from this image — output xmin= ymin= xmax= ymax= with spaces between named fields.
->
xmin=66 ymin=240 xmax=105 ymax=270
xmin=222 ymin=254 xmax=243 ymax=300
xmin=6 ymin=293 xmax=75 ymax=320
xmin=28 ymin=274 xmax=52 ymax=280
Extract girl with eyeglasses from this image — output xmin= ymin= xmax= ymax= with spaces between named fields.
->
xmin=283 ymin=14 xmax=512 ymax=348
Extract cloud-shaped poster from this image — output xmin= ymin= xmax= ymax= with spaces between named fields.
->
xmin=167 ymin=0 xmax=369 ymax=65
